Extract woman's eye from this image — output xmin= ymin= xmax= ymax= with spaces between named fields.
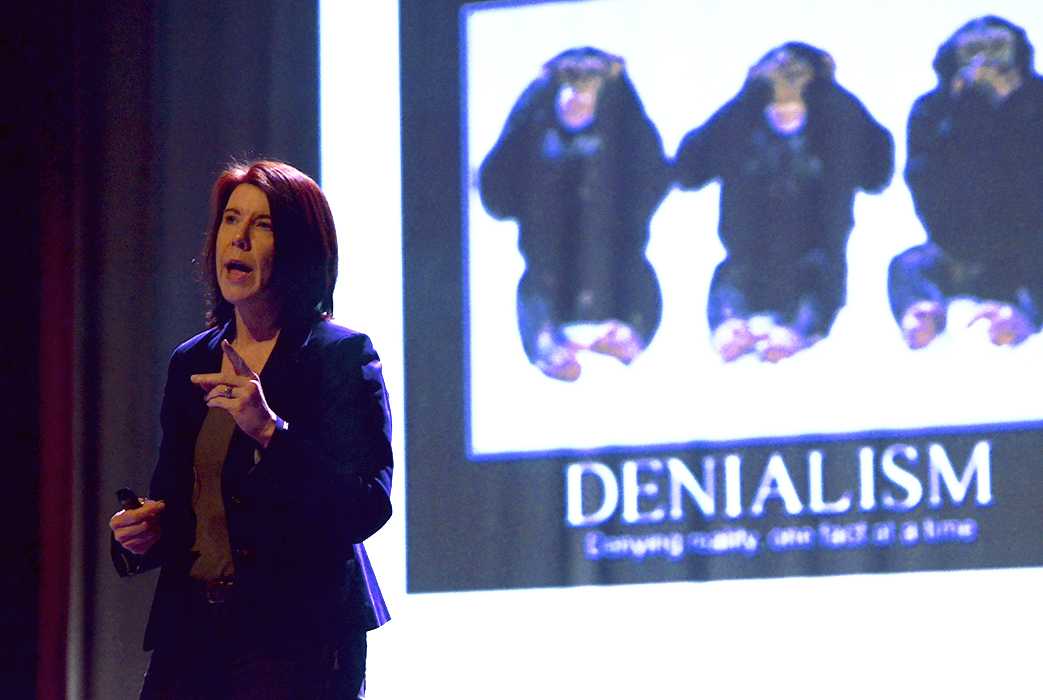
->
xmin=255 ymin=219 xmax=272 ymax=230
xmin=224 ymin=214 xmax=238 ymax=225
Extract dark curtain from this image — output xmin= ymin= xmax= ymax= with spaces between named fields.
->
xmin=7 ymin=3 xmax=50 ymax=698
xmin=21 ymin=2 xmax=319 ymax=697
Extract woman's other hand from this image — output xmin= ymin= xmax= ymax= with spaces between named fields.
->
xmin=110 ymin=499 xmax=165 ymax=555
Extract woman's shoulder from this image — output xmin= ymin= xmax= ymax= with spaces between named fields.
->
xmin=169 ymin=324 xmax=226 ymax=362
xmin=298 ymin=321 xmax=385 ymax=387
xmin=304 ymin=318 xmax=369 ymax=344
xmin=305 ymin=319 xmax=378 ymax=357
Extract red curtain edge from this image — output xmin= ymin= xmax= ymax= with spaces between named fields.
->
xmin=37 ymin=192 xmax=75 ymax=699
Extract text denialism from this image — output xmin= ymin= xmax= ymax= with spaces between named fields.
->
xmin=565 ymin=441 xmax=992 ymax=527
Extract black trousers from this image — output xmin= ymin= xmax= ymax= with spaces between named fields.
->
xmin=139 ymin=592 xmax=367 ymax=699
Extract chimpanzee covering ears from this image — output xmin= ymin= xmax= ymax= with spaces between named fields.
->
xmin=479 ymin=47 xmax=669 ymax=381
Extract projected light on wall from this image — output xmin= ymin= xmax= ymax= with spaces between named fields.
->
xmin=321 ymin=1 xmax=1043 ymax=697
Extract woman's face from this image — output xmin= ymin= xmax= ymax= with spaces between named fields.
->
xmin=215 ymin=183 xmax=277 ymax=313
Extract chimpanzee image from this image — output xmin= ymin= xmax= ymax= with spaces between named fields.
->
xmin=478 ymin=46 xmax=669 ymax=382
xmin=674 ymin=42 xmax=894 ymax=362
xmin=888 ymin=16 xmax=1043 ymax=349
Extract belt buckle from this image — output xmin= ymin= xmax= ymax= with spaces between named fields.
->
xmin=204 ymin=577 xmax=234 ymax=605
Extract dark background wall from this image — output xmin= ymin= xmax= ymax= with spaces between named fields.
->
xmin=15 ymin=2 xmax=320 ymax=697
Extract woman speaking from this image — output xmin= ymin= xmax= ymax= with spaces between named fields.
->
xmin=109 ymin=160 xmax=392 ymax=698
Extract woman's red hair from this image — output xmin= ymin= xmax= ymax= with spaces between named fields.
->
xmin=201 ymin=160 xmax=338 ymax=326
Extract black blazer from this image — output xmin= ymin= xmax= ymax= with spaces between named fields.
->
xmin=114 ymin=317 xmax=392 ymax=650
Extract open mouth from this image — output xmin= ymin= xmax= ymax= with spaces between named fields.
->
xmin=225 ymin=260 xmax=254 ymax=279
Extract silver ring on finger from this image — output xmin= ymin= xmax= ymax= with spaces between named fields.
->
xmin=223 ymin=385 xmax=233 ymax=399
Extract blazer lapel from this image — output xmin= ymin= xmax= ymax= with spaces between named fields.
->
xmin=257 ymin=317 xmax=313 ymax=421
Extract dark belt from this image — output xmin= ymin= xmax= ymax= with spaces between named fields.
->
xmin=192 ymin=576 xmax=236 ymax=605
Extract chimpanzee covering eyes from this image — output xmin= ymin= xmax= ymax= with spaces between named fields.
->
xmin=888 ymin=15 xmax=1043 ymax=349
xmin=674 ymin=42 xmax=894 ymax=362
xmin=478 ymin=46 xmax=670 ymax=381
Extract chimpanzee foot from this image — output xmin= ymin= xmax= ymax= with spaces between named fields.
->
xmin=712 ymin=318 xmax=759 ymax=362
xmin=901 ymin=301 xmax=946 ymax=350
xmin=534 ymin=344 xmax=581 ymax=382
xmin=757 ymin=325 xmax=807 ymax=363
xmin=533 ymin=327 xmax=582 ymax=381
xmin=589 ymin=320 xmax=644 ymax=365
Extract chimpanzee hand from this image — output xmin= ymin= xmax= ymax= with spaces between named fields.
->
xmin=748 ymin=48 xmax=814 ymax=105
xmin=951 ymin=56 xmax=1022 ymax=103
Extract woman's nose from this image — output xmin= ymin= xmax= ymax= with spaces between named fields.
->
xmin=232 ymin=232 xmax=250 ymax=250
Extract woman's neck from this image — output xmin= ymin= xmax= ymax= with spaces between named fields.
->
xmin=233 ymin=304 xmax=281 ymax=347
